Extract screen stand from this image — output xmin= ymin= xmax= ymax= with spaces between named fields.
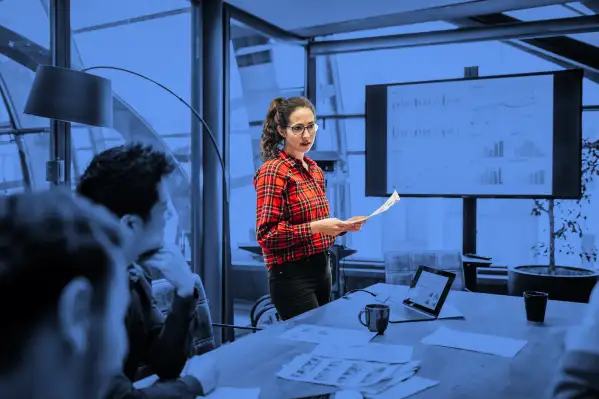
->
xmin=462 ymin=66 xmax=479 ymax=256
xmin=462 ymin=197 xmax=477 ymax=255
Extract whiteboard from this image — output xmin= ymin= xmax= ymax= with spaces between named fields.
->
xmin=385 ymin=74 xmax=554 ymax=196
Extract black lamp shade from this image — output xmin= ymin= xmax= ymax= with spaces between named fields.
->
xmin=24 ymin=65 xmax=113 ymax=128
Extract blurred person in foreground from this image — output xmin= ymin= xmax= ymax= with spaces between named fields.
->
xmin=0 ymin=189 xmax=129 ymax=399
xmin=552 ymin=281 xmax=599 ymax=398
xmin=77 ymin=143 xmax=217 ymax=399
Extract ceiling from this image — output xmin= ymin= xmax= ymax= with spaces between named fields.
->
xmin=225 ymin=0 xmax=576 ymax=37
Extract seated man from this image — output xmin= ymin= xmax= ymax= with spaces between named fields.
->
xmin=77 ymin=143 xmax=216 ymax=398
xmin=0 ymin=189 xmax=130 ymax=399
xmin=552 ymin=281 xmax=599 ymax=398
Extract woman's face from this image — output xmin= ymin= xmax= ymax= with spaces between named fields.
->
xmin=279 ymin=107 xmax=317 ymax=157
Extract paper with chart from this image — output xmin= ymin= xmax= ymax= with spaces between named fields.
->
xmin=276 ymin=353 xmax=420 ymax=393
xmin=421 ymin=326 xmax=527 ymax=358
xmin=278 ymin=324 xmax=377 ymax=346
xmin=347 ymin=190 xmax=400 ymax=223
xmin=311 ymin=343 xmax=413 ymax=364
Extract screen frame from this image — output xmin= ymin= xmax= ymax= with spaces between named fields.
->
xmin=365 ymin=69 xmax=583 ymax=199
xmin=403 ymin=265 xmax=456 ymax=317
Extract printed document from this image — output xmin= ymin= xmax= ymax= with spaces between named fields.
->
xmin=368 ymin=376 xmax=439 ymax=399
xmin=279 ymin=324 xmax=377 ymax=346
xmin=311 ymin=343 xmax=413 ymax=364
xmin=421 ymin=326 xmax=527 ymax=358
xmin=347 ymin=190 xmax=400 ymax=223
xmin=277 ymin=354 xmax=420 ymax=394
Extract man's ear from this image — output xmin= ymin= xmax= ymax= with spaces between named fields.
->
xmin=57 ymin=277 xmax=94 ymax=355
xmin=120 ymin=214 xmax=142 ymax=232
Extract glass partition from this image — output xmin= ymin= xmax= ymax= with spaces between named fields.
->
xmin=228 ymin=18 xmax=307 ymax=329
xmin=70 ymin=9 xmax=193 ymax=254
xmin=315 ymin=18 xmax=599 ymax=267
xmin=0 ymin=133 xmax=26 ymax=193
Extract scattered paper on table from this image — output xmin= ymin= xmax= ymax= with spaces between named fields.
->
xmin=204 ymin=387 xmax=260 ymax=399
xmin=367 ymin=376 xmax=439 ymax=399
xmin=346 ymin=191 xmax=400 ymax=223
xmin=277 ymin=353 xmax=420 ymax=394
xmin=360 ymin=362 xmax=421 ymax=396
xmin=311 ymin=343 xmax=413 ymax=364
xmin=421 ymin=326 xmax=527 ymax=358
xmin=279 ymin=324 xmax=377 ymax=346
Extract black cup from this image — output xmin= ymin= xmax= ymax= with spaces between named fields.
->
xmin=524 ymin=291 xmax=549 ymax=323
xmin=358 ymin=304 xmax=390 ymax=334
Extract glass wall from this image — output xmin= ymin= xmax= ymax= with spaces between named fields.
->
xmin=315 ymin=21 xmax=599 ymax=268
xmin=0 ymin=0 xmax=51 ymax=191
xmin=228 ymin=19 xmax=306 ymax=327
xmin=1 ymin=0 xmax=194 ymax=251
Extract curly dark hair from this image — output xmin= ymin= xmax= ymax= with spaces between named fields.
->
xmin=260 ymin=96 xmax=316 ymax=161
xmin=76 ymin=143 xmax=175 ymax=222
xmin=0 ymin=188 xmax=125 ymax=373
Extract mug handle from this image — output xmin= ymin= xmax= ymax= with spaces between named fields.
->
xmin=358 ymin=310 xmax=368 ymax=327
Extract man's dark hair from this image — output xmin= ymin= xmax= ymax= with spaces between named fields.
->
xmin=76 ymin=143 xmax=176 ymax=221
xmin=0 ymin=188 xmax=125 ymax=373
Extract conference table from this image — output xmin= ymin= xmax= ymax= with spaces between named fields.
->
xmin=137 ymin=283 xmax=589 ymax=398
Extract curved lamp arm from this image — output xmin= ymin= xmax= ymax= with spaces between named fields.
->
xmin=81 ymin=65 xmax=229 ymax=200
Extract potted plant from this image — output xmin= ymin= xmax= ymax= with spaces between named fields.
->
xmin=508 ymin=138 xmax=599 ymax=303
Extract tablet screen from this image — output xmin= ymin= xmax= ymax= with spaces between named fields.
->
xmin=406 ymin=269 xmax=450 ymax=311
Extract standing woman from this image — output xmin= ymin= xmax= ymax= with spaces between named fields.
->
xmin=254 ymin=96 xmax=364 ymax=320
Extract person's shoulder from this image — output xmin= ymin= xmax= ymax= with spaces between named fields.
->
xmin=255 ymin=157 xmax=290 ymax=179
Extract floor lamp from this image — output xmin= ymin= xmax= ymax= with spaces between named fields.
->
xmin=24 ymin=64 xmax=245 ymax=335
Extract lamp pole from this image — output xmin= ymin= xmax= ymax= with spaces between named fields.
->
xmin=48 ymin=0 xmax=72 ymax=186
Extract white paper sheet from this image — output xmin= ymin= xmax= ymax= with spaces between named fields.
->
xmin=367 ymin=376 xmax=439 ymax=399
xmin=360 ymin=362 xmax=421 ymax=396
xmin=277 ymin=354 xmax=420 ymax=393
xmin=279 ymin=324 xmax=377 ymax=346
xmin=204 ymin=387 xmax=260 ymax=399
xmin=421 ymin=326 xmax=527 ymax=358
xmin=346 ymin=191 xmax=400 ymax=223
xmin=311 ymin=343 xmax=413 ymax=364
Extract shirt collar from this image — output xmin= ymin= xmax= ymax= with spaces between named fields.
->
xmin=278 ymin=149 xmax=317 ymax=169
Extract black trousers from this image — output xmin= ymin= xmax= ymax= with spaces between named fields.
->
xmin=268 ymin=251 xmax=332 ymax=321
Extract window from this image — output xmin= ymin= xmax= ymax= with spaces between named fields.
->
xmin=506 ymin=2 xmax=599 ymax=50
xmin=0 ymin=0 xmax=50 ymax=48
xmin=0 ymin=93 xmax=11 ymax=128
xmin=317 ymin=27 xmax=589 ymax=262
xmin=229 ymin=21 xmax=306 ymax=263
xmin=478 ymin=111 xmax=599 ymax=268
xmin=0 ymin=55 xmax=49 ymax=130
xmin=70 ymin=0 xmax=189 ymax=32
xmin=228 ymin=20 xmax=307 ymax=330
xmin=0 ymin=133 xmax=25 ymax=193
xmin=71 ymin=13 xmax=193 ymax=255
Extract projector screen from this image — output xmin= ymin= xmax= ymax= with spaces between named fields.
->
xmin=365 ymin=69 xmax=583 ymax=199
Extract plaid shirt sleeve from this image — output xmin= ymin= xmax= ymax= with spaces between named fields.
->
xmin=254 ymin=162 xmax=313 ymax=250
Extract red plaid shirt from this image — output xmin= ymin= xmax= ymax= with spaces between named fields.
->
xmin=254 ymin=150 xmax=335 ymax=269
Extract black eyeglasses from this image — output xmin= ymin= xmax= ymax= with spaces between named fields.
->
xmin=287 ymin=123 xmax=319 ymax=136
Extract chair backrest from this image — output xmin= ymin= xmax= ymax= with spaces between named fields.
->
xmin=384 ymin=250 xmax=465 ymax=291
xmin=151 ymin=278 xmax=217 ymax=356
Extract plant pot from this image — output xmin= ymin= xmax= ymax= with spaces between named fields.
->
xmin=508 ymin=265 xmax=599 ymax=303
